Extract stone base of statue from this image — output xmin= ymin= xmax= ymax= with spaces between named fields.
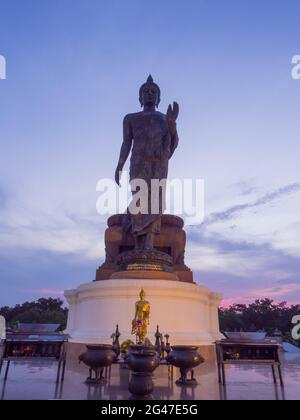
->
xmin=64 ymin=278 xmax=223 ymax=363
xmin=95 ymin=214 xmax=194 ymax=283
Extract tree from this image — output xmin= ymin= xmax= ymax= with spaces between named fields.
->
xmin=0 ymin=298 xmax=68 ymax=330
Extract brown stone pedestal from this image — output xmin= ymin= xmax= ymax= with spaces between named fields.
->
xmin=95 ymin=214 xmax=193 ymax=283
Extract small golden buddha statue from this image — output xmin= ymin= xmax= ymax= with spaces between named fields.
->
xmin=131 ymin=288 xmax=150 ymax=344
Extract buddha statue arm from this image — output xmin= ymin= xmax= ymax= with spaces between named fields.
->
xmin=145 ymin=304 xmax=150 ymax=325
xmin=167 ymin=102 xmax=179 ymax=159
xmin=133 ymin=302 xmax=139 ymax=321
xmin=115 ymin=115 xmax=133 ymax=186
xmin=169 ymin=130 xmax=179 ymax=159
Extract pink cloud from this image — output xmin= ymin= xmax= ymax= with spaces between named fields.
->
xmin=27 ymin=289 xmax=64 ymax=296
xmin=220 ymin=283 xmax=300 ymax=308
xmin=221 ymin=295 xmax=258 ymax=308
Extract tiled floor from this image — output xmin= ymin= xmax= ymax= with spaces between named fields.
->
xmin=0 ymin=354 xmax=299 ymax=400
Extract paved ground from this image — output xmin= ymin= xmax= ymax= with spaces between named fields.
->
xmin=0 ymin=353 xmax=299 ymax=400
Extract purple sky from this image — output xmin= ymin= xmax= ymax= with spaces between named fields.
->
xmin=0 ymin=0 xmax=300 ymax=307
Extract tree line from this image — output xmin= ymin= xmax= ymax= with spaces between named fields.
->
xmin=219 ymin=298 xmax=300 ymax=346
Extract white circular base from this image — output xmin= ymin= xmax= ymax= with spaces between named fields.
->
xmin=65 ymin=279 xmax=223 ymax=346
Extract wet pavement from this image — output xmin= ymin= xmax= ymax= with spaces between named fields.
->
xmin=0 ymin=354 xmax=299 ymax=400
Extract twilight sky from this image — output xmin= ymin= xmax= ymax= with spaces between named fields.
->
xmin=0 ymin=0 xmax=300 ymax=307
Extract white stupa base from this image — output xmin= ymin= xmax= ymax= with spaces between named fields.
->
xmin=64 ymin=278 xmax=223 ymax=346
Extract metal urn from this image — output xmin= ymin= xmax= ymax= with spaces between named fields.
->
xmin=79 ymin=344 xmax=116 ymax=384
xmin=127 ymin=345 xmax=160 ymax=397
xmin=167 ymin=345 xmax=204 ymax=386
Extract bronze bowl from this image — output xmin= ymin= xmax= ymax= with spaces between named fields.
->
xmin=127 ymin=345 xmax=160 ymax=397
xmin=127 ymin=347 xmax=159 ymax=373
xmin=167 ymin=345 xmax=205 ymax=386
xmin=79 ymin=344 xmax=116 ymax=384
